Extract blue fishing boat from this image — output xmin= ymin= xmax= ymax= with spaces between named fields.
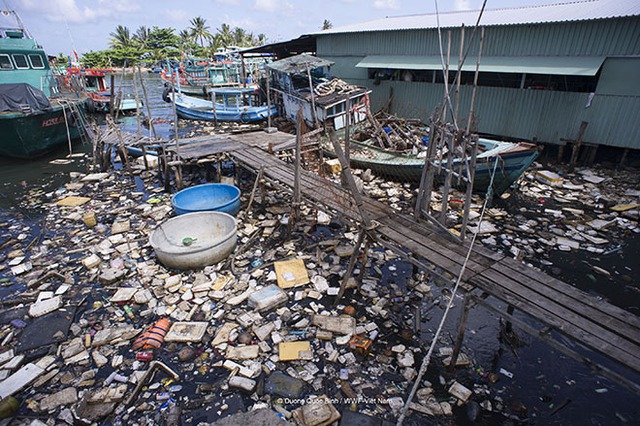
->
xmin=166 ymin=87 xmax=277 ymax=123
xmin=0 ymin=10 xmax=88 ymax=159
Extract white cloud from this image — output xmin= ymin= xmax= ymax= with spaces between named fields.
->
xmin=253 ymin=0 xmax=294 ymax=14
xmin=215 ymin=0 xmax=241 ymax=5
xmin=454 ymin=0 xmax=472 ymax=11
xmin=373 ymin=0 xmax=400 ymax=10
xmin=20 ymin=0 xmax=140 ymax=24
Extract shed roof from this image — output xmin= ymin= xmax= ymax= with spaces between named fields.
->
xmin=356 ymin=55 xmax=606 ymax=76
xmin=315 ymin=0 xmax=640 ymax=35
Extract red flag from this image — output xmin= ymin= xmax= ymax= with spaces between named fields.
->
xmin=72 ymin=50 xmax=79 ymax=62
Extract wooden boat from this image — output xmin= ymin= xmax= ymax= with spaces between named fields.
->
xmin=149 ymin=211 xmax=238 ymax=270
xmin=0 ymin=10 xmax=88 ymax=159
xmin=171 ymin=183 xmax=241 ymax=216
xmin=323 ymin=135 xmax=539 ymax=196
xmin=166 ymin=87 xmax=277 ymax=123
xmin=66 ymin=67 xmax=142 ymax=113
xmin=160 ymin=57 xmax=242 ymax=97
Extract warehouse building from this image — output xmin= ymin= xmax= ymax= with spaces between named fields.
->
xmin=308 ymin=0 xmax=640 ymax=161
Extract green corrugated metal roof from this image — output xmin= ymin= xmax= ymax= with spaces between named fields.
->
xmin=356 ymin=55 xmax=606 ymax=76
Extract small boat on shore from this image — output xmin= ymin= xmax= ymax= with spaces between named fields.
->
xmin=166 ymin=87 xmax=276 ymax=123
xmin=0 ymin=10 xmax=88 ymax=159
xmin=323 ymin=133 xmax=539 ymax=195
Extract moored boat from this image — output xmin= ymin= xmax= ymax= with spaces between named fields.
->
xmin=322 ymin=132 xmax=539 ymax=195
xmin=0 ymin=10 xmax=88 ymax=159
xmin=166 ymin=87 xmax=276 ymax=123
xmin=67 ymin=67 xmax=142 ymax=113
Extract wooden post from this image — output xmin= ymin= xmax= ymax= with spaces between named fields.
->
xmin=439 ymin=131 xmax=456 ymax=225
xmin=466 ymin=26 xmax=484 ymax=134
xmin=265 ymin=64 xmax=272 ymax=129
xmin=306 ymin=64 xmax=320 ymax=129
xmin=245 ymin=166 xmax=264 ymax=217
xmin=344 ymin=97 xmax=351 ymax=165
xmin=569 ymin=121 xmax=589 ymax=171
xmin=460 ymin=135 xmax=479 ymax=240
xmin=453 ymin=24 xmax=465 ymax=123
xmin=449 ymin=294 xmax=471 ymax=371
xmin=620 ymin=148 xmax=629 ymax=168
xmin=335 ymin=228 xmax=367 ymax=305
xmin=137 ymin=67 xmax=157 ymax=139
xmin=211 ymin=90 xmax=218 ymax=126
xmin=109 ymin=74 xmax=115 ymax=118
xmin=291 ymin=110 xmax=303 ymax=226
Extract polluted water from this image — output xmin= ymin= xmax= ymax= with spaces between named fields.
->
xmin=0 ymin=73 xmax=639 ymax=426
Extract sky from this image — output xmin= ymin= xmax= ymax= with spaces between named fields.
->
xmin=5 ymin=0 xmax=561 ymax=56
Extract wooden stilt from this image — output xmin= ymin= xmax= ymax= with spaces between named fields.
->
xmin=620 ymin=148 xmax=629 ymax=168
xmin=569 ymin=121 xmax=589 ymax=171
xmin=335 ymin=228 xmax=367 ymax=304
xmin=245 ymin=166 xmax=264 ymax=217
xmin=505 ymin=304 xmax=515 ymax=334
xmin=449 ymin=293 xmax=471 ymax=370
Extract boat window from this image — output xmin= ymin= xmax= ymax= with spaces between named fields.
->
xmin=12 ymin=54 xmax=29 ymax=69
xmin=28 ymin=54 xmax=45 ymax=69
xmin=0 ymin=54 xmax=13 ymax=70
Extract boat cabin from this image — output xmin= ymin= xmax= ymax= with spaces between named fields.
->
xmin=267 ymin=53 xmax=371 ymax=129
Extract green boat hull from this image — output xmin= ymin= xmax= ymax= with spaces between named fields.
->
xmin=0 ymin=101 xmax=85 ymax=159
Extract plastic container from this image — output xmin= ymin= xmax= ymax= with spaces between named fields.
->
xmin=247 ymin=285 xmax=288 ymax=312
xmin=82 ymin=211 xmax=97 ymax=227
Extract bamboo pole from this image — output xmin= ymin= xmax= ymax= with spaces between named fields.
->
xmin=466 ymin=27 xmax=485 ymax=134
xmin=137 ymin=67 xmax=157 ymax=139
xmin=453 ymin=25 xmax=465 ymax=124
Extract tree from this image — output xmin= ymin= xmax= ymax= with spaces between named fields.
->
xmin=133 ymin=26 xmax=151 ymax=49
xmin=216 ymin=23 xmax=233 ymax=47
xmin=109 ymin=25 xmax=132 ymax=49
xmin=321 ymin=19 xmax=333 ymax=30
xmin=189 ymin=16 xmax=212 ymax=47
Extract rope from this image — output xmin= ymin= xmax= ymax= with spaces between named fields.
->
xmin=396 ymin=157 xmax=500 ymax=425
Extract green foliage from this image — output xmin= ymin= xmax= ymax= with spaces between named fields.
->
xmin=321 ymin=19 xmax=333 ymax=30
xmin=83 ymin=19 xmax=266 ymax=68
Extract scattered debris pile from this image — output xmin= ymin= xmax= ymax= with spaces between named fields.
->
xmin=0 ymin=150 xmax=637 ymax=425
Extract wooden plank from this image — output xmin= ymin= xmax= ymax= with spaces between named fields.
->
xmin=377 ymin=216 xmax=492 ymax=276
xmin=471 ymin=268 xmax=640 ymax=372
xmin=492 ymin=258 xmax=640 ymax=331
xmin=377 ymin=224 xmax=476 ymax=281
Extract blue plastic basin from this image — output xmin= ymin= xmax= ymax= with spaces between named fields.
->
xmin=171 ymin=183 xmax=241 ymax=216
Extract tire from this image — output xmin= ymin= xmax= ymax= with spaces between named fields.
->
xmin=240 ymin=112 xmax=250 ymax=123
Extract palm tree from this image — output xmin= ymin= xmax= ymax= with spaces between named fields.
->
xmin=109 ymin=25 xmax=132 ymax=49
xmin=189 ymin=16 xmax=212 ymax=47
xmin=255 ymin=33 xmax=267 ymax=46
xmin=216 ymin=23 xmax=233 ymax=47
xmin=321 ymin=19 xmax=333 ymax=30
xmin=133 ymin=26 xmax=150 ymax=49
xmin=232 ymin=27 xmax=247 ymax=46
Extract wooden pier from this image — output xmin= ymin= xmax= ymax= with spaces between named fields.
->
xmin=130 ymin=129 xmax=640 ymax=390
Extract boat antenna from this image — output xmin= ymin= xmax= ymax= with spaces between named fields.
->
xmin=0 ymin=5 xmax=34 ymax=40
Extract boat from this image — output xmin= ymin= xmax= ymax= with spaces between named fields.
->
xmin=149 ymin=211 xmax=238 ymax=270
xmin=267 ymin=54 xmax=371 ymax=129
xmin=66 ymin=67 xmax=142 ymax=113
xmin=0 ymin=10 xmax=88 ymax=159
xmin=165 ymin=87 xmax=277 ymax=123
xmin=323 ymin=133 xmax=539 ymax=195
xmin=160 ymin=57 xmax=242 ymax=97
xmin=171 ymin=183 xmax=241 ymax=216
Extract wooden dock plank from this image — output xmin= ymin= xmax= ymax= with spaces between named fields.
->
xmin=492 ymin=258 xmax=640 ymax=331
xmin=471 ymin=268 xmax=640 ymax=373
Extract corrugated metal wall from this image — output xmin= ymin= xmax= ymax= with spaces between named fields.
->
xmin=317 ymin=16 xmax=640 ymax=149
xmin=318 ymin=17 xmax=640 ymax=57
